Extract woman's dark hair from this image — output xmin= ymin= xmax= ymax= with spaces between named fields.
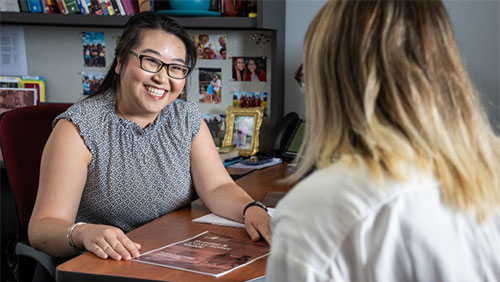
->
xmin=91 ymin=11 xmax=197 ymax=96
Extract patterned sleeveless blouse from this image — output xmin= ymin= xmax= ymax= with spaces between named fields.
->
xmin=54 ymin=92 xmax=201 ymax=232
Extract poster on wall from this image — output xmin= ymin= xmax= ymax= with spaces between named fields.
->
xmin=82 ymin=72 xmax=105 ymax=95
xmin=199 ymin=68 xmax=222 ymax=104
xmin=82 ymin=32 xmax=106 ymax=68
xmin=193 ymin=34 xmax=227 ymax=60
xmin=231 ymin=57 xmax=266 ymax=82
xmin=232 ymin=91 xmax=267 ymax=114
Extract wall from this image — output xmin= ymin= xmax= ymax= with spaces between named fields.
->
xmin=284 ymin=0 xmax=500 ymax=132
xmin=284 ymin=0 xmax=326 ymax=119
xmin=444 ymin=0 xmax=500 ymax=132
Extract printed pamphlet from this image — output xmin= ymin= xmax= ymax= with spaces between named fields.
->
xmin=134 ymin=231 xmax=269 ymax=277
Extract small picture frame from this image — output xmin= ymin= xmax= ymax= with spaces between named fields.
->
xmin=222 ymin=107 xmax=264 ymax=156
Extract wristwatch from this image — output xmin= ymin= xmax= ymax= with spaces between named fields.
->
xmin=242 ymin=201 xmax=268 ymax=219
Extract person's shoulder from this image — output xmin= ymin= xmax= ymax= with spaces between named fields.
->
xmin=68 ymin=92 xmax=112 ymax=114
xmin=163 ymin=99 xmax=199 ymax=119
xmin=58 ymin=92 xmax=114 ymax=125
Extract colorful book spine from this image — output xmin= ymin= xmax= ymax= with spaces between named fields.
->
xmin=103 ymin=0 xmax=115 ymax=15
xmin=109 ymin=0 xmax=120 ymax=15
xmin=63 ymin=0 xmax=80 ymax=13
xmin=89 ymin=0 xmax=102 ymax=14
xmin=75 ymin=0 xmax=87 ymax=14
xmin=98 ymin=0 xmax=109 ymax=15
xmin=56 ymin=0 xmax=68 ymax=13
xmin=27 ymin=0 xmax=43 ymax=12
xmin=114 ymin=0 xmax=125 ymax=15
xmin=45 ymin=0 xmax=60 ymax=13
xmin=82 ymin=0 xmax=93 ymax=13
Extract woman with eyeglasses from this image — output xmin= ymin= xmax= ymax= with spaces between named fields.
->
xmin=28 ymin=12 xmax=271 ymax=263
xmin=266 ymin=1 xmax=500 ymax=281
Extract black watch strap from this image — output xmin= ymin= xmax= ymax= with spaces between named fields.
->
xmin=242 ymin=201 xmax=268 ymax=219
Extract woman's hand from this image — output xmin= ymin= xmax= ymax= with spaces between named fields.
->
xmin=73 ymin=223 xmax=141 ymax=260
xmin=244 ymin=206 xmax=272 ymax=244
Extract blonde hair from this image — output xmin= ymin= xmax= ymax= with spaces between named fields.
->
xmin=291 ymin=0 xmax=500 ymax=220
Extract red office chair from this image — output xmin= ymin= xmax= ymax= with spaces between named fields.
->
xmin=0 ymin=103 xmax=72 ymax=282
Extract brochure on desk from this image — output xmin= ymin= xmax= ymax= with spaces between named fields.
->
xmin=134 ymin=231 xmax=269 ymax=277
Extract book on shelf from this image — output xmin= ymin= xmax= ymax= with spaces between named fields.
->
xmin=43 ymin=0 xmax=61 ymax=13
xmin=105 ymin=0 xmax=116 ymax=15
xmin=74 ymin=0 xmax=88 ymax=14
xmin=55 ymin=0 xmax=67 ymax=13
xmin=27 ymin=0 xmax=43 ymax=13
xmin=98 ymin=0 xmax=109 ymax=15
xmin=17 ymin=0 xmax=29 ymax=12
xmin=64 ymin=0 xmax=81 ymax=13
xmin=121 ymin=0 xmax=138 ymax=15
xmin=134 ymin=231 xmax=269 ymax=277
xmin=109 ymin=0 xmax=121 ymax=15
xmin=82 ymin=0 xmax=93 ymax=13
xmin=89 ymin=0 xmax=102 ymax=15
xmin=0 ymin=88 xmax=38 ymax=115
xmin=113 ymin=0 xmax=126 ymax=15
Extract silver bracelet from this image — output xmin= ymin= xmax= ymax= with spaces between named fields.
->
xmin=67 ymin=222 xmax=86 ymax=252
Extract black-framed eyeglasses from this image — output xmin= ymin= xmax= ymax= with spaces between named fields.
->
xmin=129 ymin=51 xmax=191 ymax=79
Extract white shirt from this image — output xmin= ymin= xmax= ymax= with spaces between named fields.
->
xmin=266 ymin=160 xmax=500 ymax=282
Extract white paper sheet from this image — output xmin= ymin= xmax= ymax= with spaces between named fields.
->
xmin=229 ymin=158 xmax=282 ymax=169
xmin=193 ymin=208 xmax=275 ymax=229
xmin=0 ymin=26 xmax=28 ymax=76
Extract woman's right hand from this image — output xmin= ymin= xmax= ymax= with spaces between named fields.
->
xmin=73 ymin=223 xmax=141 ymax=260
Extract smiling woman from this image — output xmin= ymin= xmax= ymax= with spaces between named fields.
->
xmin=27 ymin=12 xmax=272 ymax=275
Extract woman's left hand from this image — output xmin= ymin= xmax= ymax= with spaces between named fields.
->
xmin=244 ymin=206 xmax=272 ymax=244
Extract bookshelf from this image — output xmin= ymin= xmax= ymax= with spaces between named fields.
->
xmin=0 ymin=12 xmax=258 ymax=29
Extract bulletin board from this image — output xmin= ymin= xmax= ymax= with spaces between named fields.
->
xmin=22 ymin=26 xmax=273 ymax=115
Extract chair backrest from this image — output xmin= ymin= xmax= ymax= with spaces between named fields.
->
xmin=0 ymin=103 xmax=71 ymax=233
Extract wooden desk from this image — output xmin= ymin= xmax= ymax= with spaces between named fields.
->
xmin=56 ymin=163 xmax=293 ymax=282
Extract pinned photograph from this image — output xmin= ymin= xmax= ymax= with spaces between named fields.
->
xmin=202 ymin=113 xmax=226 ymax=147
xmin=232 ymin=91 xmax=267 ymax=112
xmin=193 ymin=34 xmax=227 ymax=60
xmin=82 ymin=32 xmax=106 ymax=68
xmin=82 ymin=72 xmax=105 ymax=95
xmin=232 ymin=57 xmax=267 ymax=82
xmin=199 ymin=68 xmax=222 ymax=104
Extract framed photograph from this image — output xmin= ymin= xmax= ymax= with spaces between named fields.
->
xmin=222 ymin=107 xmax=264 ymax=156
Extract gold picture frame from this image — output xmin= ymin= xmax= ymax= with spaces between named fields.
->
xmin=222 ymin=107 xmax=264 ymax=156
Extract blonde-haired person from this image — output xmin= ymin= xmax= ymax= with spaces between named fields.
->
xmin=266 ymin=1 xmax=500 ymax=281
